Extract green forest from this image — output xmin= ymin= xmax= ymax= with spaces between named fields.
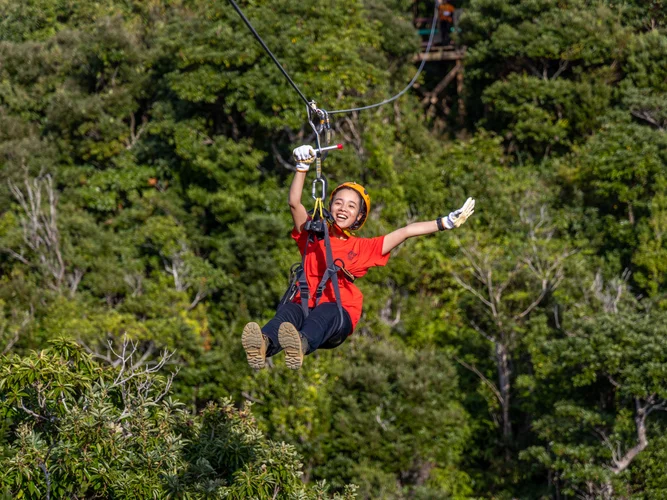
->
xmin=0 ymin=0 xmax=666 ymax=498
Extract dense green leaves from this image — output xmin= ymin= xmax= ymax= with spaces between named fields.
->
xmin=525 ymin=313 xmax=667 ymax=497
xmin=245 ymin=338 xmax=471 ymax=497
xmin=0 ymin=340 xmax=357 ymax=499
xmin=0 ymin=0 xmax=666 ymax=497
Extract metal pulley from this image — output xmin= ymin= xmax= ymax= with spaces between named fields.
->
xmin=307 ymin=101 xmax=332 ymax=180
xmin=306 ymin=101 xmax=343 ymax=202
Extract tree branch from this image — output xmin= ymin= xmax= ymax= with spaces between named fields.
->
xmin=19 ymin=398 xmax=47 ymax=421
xmin=606 ymin=397 xmax=667 ymax=475
xmin=514 ymin=286 xmax=548 ymax=320
xmin=454 ymin=355 xmax=504 ymax=406
xmin=452 ymin=272 xmax=494 ymax=309
xmin=470 ymin=320 xmax=497 ymax=344
xmin=630 ymin=110 xmax=664 ymax=130
xmin=552 ymin=60 xmax=569 ymax=80
xmin=271 ymin=142 xmax=296 ymax=171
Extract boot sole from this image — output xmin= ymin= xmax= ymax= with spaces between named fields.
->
xmin=242 ymin=322 xmax=266 ymax=370
xmin=278 ymin=322 xmax=303 ymax=370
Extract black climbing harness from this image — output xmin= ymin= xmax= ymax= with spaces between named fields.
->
xmin=276 ymin=206 xmax=347 ymax=326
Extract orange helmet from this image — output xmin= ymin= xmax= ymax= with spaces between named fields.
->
xmin=329 ymin=182 xmax=371 ymax=231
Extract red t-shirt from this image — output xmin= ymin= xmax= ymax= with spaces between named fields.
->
xmin=291 ymin=227 xmax=390 ymax=331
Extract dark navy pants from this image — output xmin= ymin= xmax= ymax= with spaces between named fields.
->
xmin=262 ymin=302 xmax=353 ymax=357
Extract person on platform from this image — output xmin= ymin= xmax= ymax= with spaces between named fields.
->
xmin=437 ymin=0 xmax=455 ymax=45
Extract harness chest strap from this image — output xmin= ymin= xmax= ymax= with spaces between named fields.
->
xmin=287 ymin=215 xmax=346 ymax=326
xmin=279 ymin=257 xmax=354 ymax=306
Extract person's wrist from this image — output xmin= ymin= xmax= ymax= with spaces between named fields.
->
xmin=436 ymin=217 xmax=446 ymax=231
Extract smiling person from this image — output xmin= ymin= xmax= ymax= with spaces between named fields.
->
xmin=242 ymin=145 xmax=476 ymax=370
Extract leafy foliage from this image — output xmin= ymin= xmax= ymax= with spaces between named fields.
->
xmin=525 ymin=312 xmax=667 ymax=497
xmin=0 ymin=339 xmax=356 ymax=499
xmin=0 ymin=0 xmax=666 ymax=497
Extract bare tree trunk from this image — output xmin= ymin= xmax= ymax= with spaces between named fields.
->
xmin=456 ymin=66 xmax=465 ymax=124
xmin=608 ymin=398 xmax=650 ymax=475
xmin=597 ymin=397 xmax=667 ymax=498
xmin=496 ymin=341 xmax=512 ymax=445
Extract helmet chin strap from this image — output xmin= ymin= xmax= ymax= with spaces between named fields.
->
xmin=330 ymin=220 xmax=353 ymax=238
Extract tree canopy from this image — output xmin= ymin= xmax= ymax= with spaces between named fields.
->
xmin=0 ymin=0 xmax=665 ymax=498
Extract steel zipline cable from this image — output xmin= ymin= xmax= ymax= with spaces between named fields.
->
xmin=227 ymin=0 xmax=311 ymax=107
xmin=227 ymin=0 xmax=440 ymax=115
xmin=329 ymin=3 xmax=439 ymax=115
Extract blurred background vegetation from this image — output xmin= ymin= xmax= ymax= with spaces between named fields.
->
xmin=0 ymin=0 xmax=665 ymax=497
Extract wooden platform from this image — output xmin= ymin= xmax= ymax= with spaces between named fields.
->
xmin=414 ymin=45 xmax=466 ymax=62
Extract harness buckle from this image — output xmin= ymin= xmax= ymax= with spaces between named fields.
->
xmin=334 ymin=259 xmax=356 ymax=283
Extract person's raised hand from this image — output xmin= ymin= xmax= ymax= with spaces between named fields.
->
xmin=442 ymin=197 xmax=475 ymax=229
xmin=292 ymin=145 xmax=316 ymax=172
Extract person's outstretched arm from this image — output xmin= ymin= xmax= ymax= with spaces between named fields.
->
xmin=381 ymin=197 xmax=475 ymax=255
xmin=289 ymin=145 xmax=315 ymax=233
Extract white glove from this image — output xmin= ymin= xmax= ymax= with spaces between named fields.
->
xmin=442 ymin=197 xmax=475 ymax=229
xmin=292 ymin=145 xmax=316 ymax=172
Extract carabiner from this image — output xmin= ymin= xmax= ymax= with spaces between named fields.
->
xmin=312 ymin=176 xmax=328 ymax=201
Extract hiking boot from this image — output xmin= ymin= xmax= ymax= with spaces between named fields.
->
xmin=278 ymin=322 xmax=308 ymax=370
xmin=242 ymin=322 xmax=268 ymax=370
